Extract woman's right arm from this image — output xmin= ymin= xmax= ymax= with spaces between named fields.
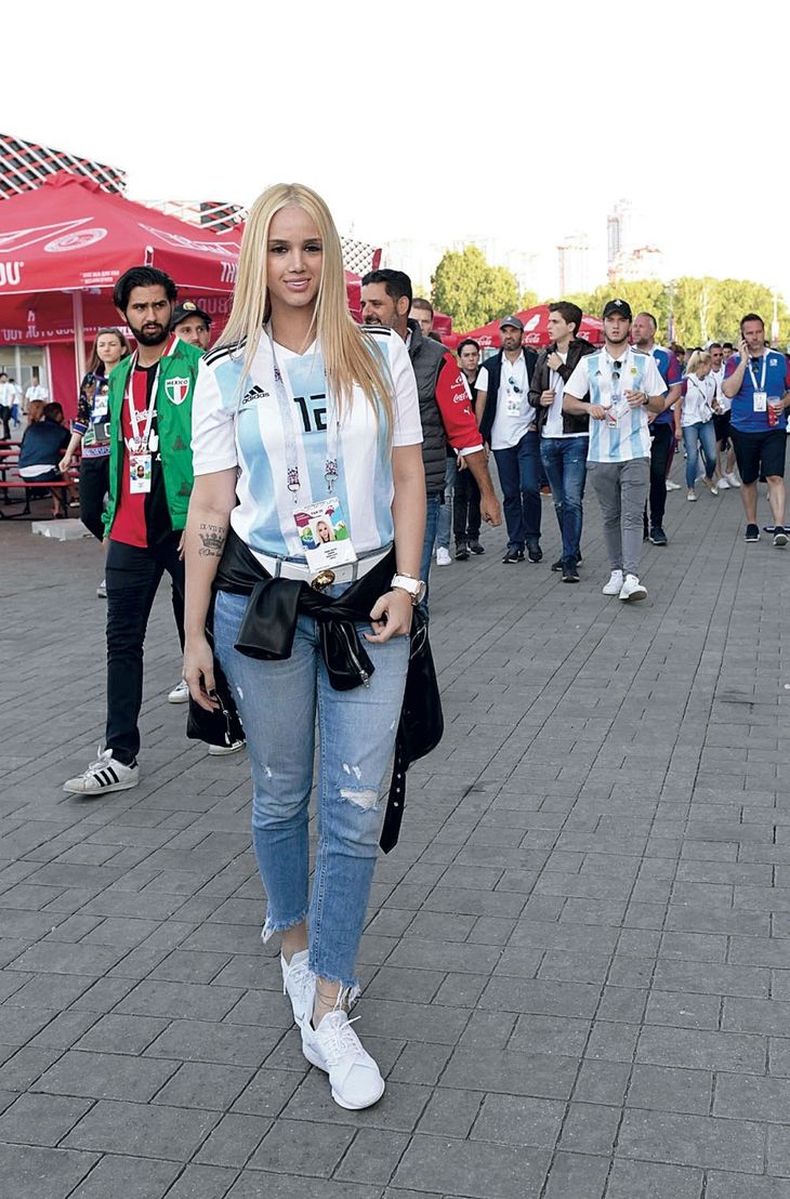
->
xmin=183 ymin=468 xmax=237 ymax=709
xmin=59 ymin=430 xmax=83 ymax=471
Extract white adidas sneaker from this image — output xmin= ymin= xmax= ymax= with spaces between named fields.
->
xmin=63 ymin=748 xmax=139 ymax=796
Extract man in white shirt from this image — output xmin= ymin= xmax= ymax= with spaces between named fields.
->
xmin=475 ymin=316 xmax=541 ymax=563
xmin=25 ymin=376 xmax=49 ymax=411
xmin=0 ymin=373 xmax=15 ymax=440
xmin=563 ymin=299 xmax=667 ymax=602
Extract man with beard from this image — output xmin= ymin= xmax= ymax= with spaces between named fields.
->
xmin=563 ymin=299 xmax=667 ymax=602
xmin=64 ymin=267 xmax=204 ymax=795
xmin=360 ymin=269 xmax=501 ymax=613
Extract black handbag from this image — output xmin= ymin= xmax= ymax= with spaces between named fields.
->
xmin=185 ymin=620 xmax=245 ymax=749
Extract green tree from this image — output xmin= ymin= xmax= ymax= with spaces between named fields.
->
xmin=565 ymin=280 xmax=670 ymax=338
xmin=520 ymin=288 xmax=539 ymax=312
xmin=432 ymin=245 xmax=520 ymax=330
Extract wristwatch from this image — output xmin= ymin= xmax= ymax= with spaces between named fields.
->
xmin=391 ymin=574 xmax=427 ymax=606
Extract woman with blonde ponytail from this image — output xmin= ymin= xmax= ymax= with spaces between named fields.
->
xmin=183 ymin=184 xmax=427 ymax=1110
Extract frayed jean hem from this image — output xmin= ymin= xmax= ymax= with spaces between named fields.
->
xmin=260 ymin=908 xmax=309 ymax=945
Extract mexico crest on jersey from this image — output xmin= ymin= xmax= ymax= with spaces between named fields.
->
xmin=165 ymin=377 xmax=190 ymax=405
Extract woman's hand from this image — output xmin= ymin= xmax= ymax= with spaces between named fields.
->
xmin=59 ymin=453 xmax=72 ymax=473
xmin=365 ymin=590 xmax=413 ymax=643
xmin=184 ymin=634 xmax=219 ymax=710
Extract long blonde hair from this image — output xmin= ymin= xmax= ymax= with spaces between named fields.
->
xmin=219 ymin=183 xmax=393 ymax=426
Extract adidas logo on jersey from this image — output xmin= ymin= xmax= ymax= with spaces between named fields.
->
xmin=241 ymin=385 xmax=269 ymax=407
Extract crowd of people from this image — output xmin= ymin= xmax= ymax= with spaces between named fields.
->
xmin=22 ymin=182 xmax=787 ymax=1114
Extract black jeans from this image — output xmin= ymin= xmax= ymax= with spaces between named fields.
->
xmin=105 ymin=534 xmax=185 ymax=765
xmin=647 ymin=422 xmax=674 ymax=529
xmin=79 ymin=456 xmax=110 ymax=541
xmin=453 ymin=466 xmax=481 ymax=543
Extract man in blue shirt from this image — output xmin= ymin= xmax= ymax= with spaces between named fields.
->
xmin=632 ymin=313 xmax=682 ymax=546
xmin=722 ymin=313 xmax=790 ymax=545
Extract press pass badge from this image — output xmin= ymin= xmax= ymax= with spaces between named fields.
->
xmin=129 ymin=453 xmax=152 ymax=493
xmin=294 ymin=498 xmax=357 ymax=573
xmin=753 ymin=391 xmax=768 ymax=413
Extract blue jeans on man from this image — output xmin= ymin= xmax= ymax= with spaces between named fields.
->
xmin=492 ymin=430 xmax=542 ymax=555
xmin=417 ymin=490 xmax=442 ymax=619
xmin=540 ymin=435 xmax=587 ymax=566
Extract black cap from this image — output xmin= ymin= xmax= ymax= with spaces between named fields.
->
xmin=171 ymin=300 xmax=212 ymax=329
xmin=499 ymin=315 xmax=524 ymax=332
xmin=602 ymin=299 xmax=632 ymax=321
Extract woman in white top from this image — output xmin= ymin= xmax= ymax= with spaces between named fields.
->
xmin=184 ymin=183 xmax=426 ymax=1111
xmin=679 ymin=349 xmax=719 ymax=500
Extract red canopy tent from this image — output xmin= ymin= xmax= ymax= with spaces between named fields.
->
xmin=0 ymin=172 xmax=243 ymax=415
xmin=460 ymin=304 xmax=604 ymax=350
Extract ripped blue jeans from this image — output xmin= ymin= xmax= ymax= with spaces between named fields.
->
xmin=213 ymin=588 xmax=409 ymax=990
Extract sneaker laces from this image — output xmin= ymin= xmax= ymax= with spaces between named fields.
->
xmin=315 ymin=1011 xmax=366 ymax=1066
xmin=82 ymin=746 xmax=112 ymax=779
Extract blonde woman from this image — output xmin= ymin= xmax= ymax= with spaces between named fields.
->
xmin=184 ymin=184 xmax=426 ymax=1111
xmin=680 ymin=349 xmax=719 ymax=500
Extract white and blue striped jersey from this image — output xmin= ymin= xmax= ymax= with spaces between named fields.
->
xmin=564 ymin=347 xmax=666 ymax=463
xmin=191 ymin=327 xmax=422 ymax=564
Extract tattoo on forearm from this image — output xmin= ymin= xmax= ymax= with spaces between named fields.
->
xmin=198 ymin=522 xmax=226 ymax=558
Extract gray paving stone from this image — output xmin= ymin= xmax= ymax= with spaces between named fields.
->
xmin=62 ymin=1098 xmax=219 ymax=1160
xmin=194 ymin=1112 xmax=272 ymax=1167
xmin=146 ymin=1020 xmax=282 ymax=1067
xmin=636 ymin=1026 xmax=766 ymax=1073
xmin=618 ymin=1108 xmax=765 ymax=1172
xmin=470 ymin=1092 xmax=564 ymax=1148
xmin=605 ymin=1159 xmax=704 ymax=1198
xmin=153 ymin=1061 xmax=256 ymax=1110
xmin=715 ymin=1072 xmax=790 ymax=1122
xmin=116 ymin=979 xmax=244 ymax=1021
xmin=247 ymin=1116 xmax=355 ymax=1176
xmin=394 ymin=1131 xmax=550 ymax=1197
xmin=0 ymin=1090 xmax=94 ymax=1145
xmin=163 ymin=1165 xmax=239 ymax=1199
xmin=706 ymin=1174 xmax=790 ymax=1198
xmin=627 ymin=1063 xmax=713 ymax=1114
xmin=542 ymin=1151 xmax=610 ymax=1199
xmin=66 ymin=1154 xmax=182 ymax=1199
xmin=0 ymin=1144 xmax=99 ymax=1199
xmin=33 ymin=1049 xmax=178 ymax=1101
xmin=442 ymin=1044 xmax=578 ymax=1099
xmin=225 ymin=1175 xmax=379 ymax=1199
xmin=75 ymin=1013 xmax=171 ymax=1055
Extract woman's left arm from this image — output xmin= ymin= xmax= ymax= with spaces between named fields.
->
xmin=366 ymin=443 xmax=426 ymax=643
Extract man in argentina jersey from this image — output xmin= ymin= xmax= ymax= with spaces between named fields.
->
xmin=192 ymin=324 xmax=422 ymax=566
xmin=563 ymin=299 xmax=667 ymax=603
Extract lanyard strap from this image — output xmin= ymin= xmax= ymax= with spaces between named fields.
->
xmin=268 ymin=332 xmax=340 ymax=500
xmin=125 ymin=354 xmax=159 ymax=450
xmin=747 ymin=354 xmax=767 ymax=393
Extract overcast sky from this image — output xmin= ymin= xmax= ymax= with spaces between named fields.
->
xmin=5 ymin=0 xmax=784 ymax=296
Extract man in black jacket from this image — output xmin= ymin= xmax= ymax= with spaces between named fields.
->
xmin=529 ymin=302 xmax=595 ymax=582
xmin=475 ymin=317 xmax=541 ymax=563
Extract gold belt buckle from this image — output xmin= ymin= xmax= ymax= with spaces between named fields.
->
xmin=311 ymin=569 xmax=336 ymax=591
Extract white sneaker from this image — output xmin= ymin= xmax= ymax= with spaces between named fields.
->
xmin=725 ymin=472 xmax=741 ymax=488
xmin=168 ymin=679 xmax=190 ymax=704
xmin=716 ymin=476 xmax=730 ymax=490
xmin=665 ymin=480 xmax=681 ymax=491
xmin=619 ymin=574 xmax=648 ymax=602
xmin=435 ymin=547 xmax=452 ymax=566
xmin=208 ymin=739 xmax=246 ymax=756
xmin=63 ymin=748 xmax=139 ymax=795
xmin=687 ymin=490 xmax=697 ymax=502
xmin=602 ymin=569 xmax=624 ymax=595
xmin=280 ymin=949 xmax=315 ymax=1025
xmin=96 ymin=579 xmax=107 ymax=599
xmin=301 ymin=1010 xmax=385 ymax=1110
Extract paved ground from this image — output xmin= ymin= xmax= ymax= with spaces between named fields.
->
xmin=2 ymin=463 xmax=790 ymax=1199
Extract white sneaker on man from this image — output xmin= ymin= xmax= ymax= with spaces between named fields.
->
xmin=716 ymin=476 xmax=730 ymax=490
xmin=665 ymin=480 xmax=681 ymax=491
xmin=208 ymin=739 xmax=245 ymax=756
xmin=602 ymin=570 xmax=624 ymax=595
xmin=280 ymin=949 xmax=315 ymax=1025
xmin=435 ymin=547 xmax=452 ymax=566
xmin=301 ymin=1010 xmax=385 ymax=1110
xmin=63 ymin=748 xmax=139 ymax=795
xmin=168 ymin=679 xmax=190 ymax=704
xmin=619 ymin=574 xmax=647 ymax=602
xmin=725 ymin=472 xmax=741 ymax=488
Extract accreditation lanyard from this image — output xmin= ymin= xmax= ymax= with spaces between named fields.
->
xmin=124 ymin=355 xmax=159 ymax=453
xmin=747 ymin=355 xmax=767 ymax=394
xmin=268 ymin=332 xmax=340 ymax=500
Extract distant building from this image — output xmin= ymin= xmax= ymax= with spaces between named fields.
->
xmin=610 ymin=245 xmax=664 ymax=282
xmin=145 ymin=198 xmax=245 ymax=232
xmin=607 ymin=198 xmax=633 ymax=275
xmin=557 ymin=234 xmax=591 ymax=294
xmin=0 ymin=131 xmax=126 ymax=199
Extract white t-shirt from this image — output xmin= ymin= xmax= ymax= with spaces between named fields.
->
xmin=192 ymin=327 xmax=422 ymax=564
xmin=709 ymin=365 xmax=729 ymax=414
xmin=682 ymin=374 xmax=716 ymax=427
xmin=542 ymin=351 xmax=587 ymax=439
xmin=477 ymin=354 xmax=535 ymax=450
xmin=0 ymin=382 xmax=16 ymax=408
xmin=25 ymin=384 xmax=49 ymax=404
xmin=564 ymin=347 xmax=666 ymax=463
